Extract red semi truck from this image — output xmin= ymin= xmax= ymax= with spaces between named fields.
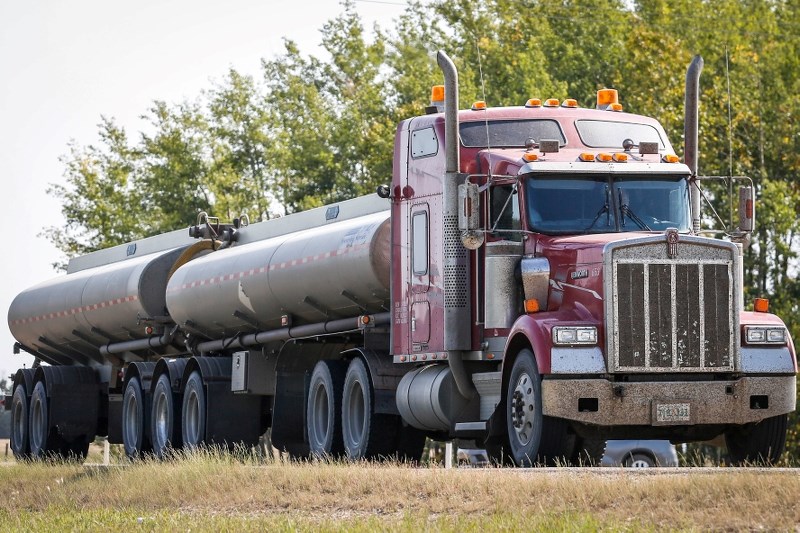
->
xmin=7 ymin=52 xmax=797 ymax=465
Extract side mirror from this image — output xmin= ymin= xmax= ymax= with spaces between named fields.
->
xmin=458 ymin=182 xmax=484 ymax=250
xmin=738 ymin=185 xmax=755 ymax=233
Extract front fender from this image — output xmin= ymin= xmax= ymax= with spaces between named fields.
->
xmin=506 ymin=314 xmax=553 ymax=375
xmin=505 ymin=309 xmax=604 ymax=376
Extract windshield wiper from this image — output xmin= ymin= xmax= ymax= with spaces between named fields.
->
xmin=618 ymin=190 xmax=651 ymax=231
xmin=585 ymin=185 xmax=611 ymax=232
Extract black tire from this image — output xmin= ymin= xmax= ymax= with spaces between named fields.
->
xmin=394 ymin=422 xmax=426 ymax=463
xmin=10 ymin=384 xmax=30 ymax=460
xmin=122 ymin=376 xmax=150 ymax=459
xmin=151 ymin=374 xmax=180 ymax=458
xmin=725 ymin=414 xmax=788 ymax=466
xmin=58 ymin=438 xmax=90 ymax=462
xmin=29 ymin=381 xmax=58 ymax=459
xmin=182 ymin=371 xmax=206 ymax=450
xmin=623 ymin=452 xmax=655 ymax=468
xmin=307 ymin=360 xmax=346 ymax=459
xmin=505 ymin=349 xmax=544 ymax=466
xmin=573 ymin=437 xmax=606 ymax=466
xmin=341 ymin=358 xmax=396 ymax=460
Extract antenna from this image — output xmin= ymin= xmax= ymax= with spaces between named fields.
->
xmin=725 ymin=47 xmax=734 ymax=231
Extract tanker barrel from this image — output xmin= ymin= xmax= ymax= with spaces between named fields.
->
xmin=8 ymin=246 xmax=195 ymax=364
xmin=167 ymin=212 xmax=391 ymax=339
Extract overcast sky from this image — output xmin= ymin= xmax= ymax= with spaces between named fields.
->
xmin=0 ymin=0 xmax=409 ymax=379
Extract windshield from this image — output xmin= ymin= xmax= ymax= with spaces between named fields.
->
xmin=526 ymin=174 xmax=690 ymax=234
xmin=460 ymin=119 xmax=566 ymax=148
xmin=576 ymin=120 xmax=665 ymax=149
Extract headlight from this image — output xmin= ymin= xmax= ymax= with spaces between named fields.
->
xmin=744 ymin=326 xmax=787 ymax=345
xmin=553 ymin=326 xmax=598 ymax=346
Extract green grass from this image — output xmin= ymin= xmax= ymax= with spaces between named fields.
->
xmin=0 ymin=449 xmax=797 ymax=531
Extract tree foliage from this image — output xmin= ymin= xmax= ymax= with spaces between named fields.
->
xmin=47 ymin=0 xmax=800 ymax=456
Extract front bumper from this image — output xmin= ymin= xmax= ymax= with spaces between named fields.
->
xmin=542 ymin=375 xmax=796 ymax=426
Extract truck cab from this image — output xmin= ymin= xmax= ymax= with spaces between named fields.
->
xmin=391 ymin=53 xmax=796 ymax=466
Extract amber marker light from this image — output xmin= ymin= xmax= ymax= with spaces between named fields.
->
xmin=431 ymin=85 xmax=445 ymax=102
xmin=609 ymin=103 xmax=623 ymax=111
xmin=525 ymin=98 xmax=542 ymax=108
xmin=579 ymin=153 xmax=595 ymax=162
xmin=662 ymin=154 xmax=680 ymax=163
xmin=612 ymin=153 xmax=628 ymax=162
xmin=597 ymin=88 xmax=618 ymax=106
xmin=524 ymin=298 xmax=540 ymax=313
xmin=754 ymin=298 xmax=770 ymax=313
xmin=471 ymin=101 xmax=487 ymax=110
xmin=544 ymin=98 xmax=560 ymax=107
xmin=522 ymin=153 xmax=539 ymax=162
xmin=562 ymin=98 xmax=578 ymax=108
xmin=596 ymin=153 xmax=613 ymax=162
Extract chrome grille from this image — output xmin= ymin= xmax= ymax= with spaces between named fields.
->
xmin=607 ymin=237 xmax=738 ymax=373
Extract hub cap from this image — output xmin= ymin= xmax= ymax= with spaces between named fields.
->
xmin=510 ymin=373 xmax=536 ymax=445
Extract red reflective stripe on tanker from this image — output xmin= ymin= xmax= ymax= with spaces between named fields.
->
xmin=12 ymin=294 xmax=140 ymax=326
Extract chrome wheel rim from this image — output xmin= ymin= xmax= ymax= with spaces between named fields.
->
xmin=510 ymin=372 xmax=536 ymax=446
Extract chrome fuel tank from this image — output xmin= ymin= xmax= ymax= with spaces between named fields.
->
xmin=166 ymin=212 xmax=391 ymax=337
xmin=8 ymin=247 xmax=188 ymax=362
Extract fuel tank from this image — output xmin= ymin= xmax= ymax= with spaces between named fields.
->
xmin=165 ymin=212 xmax=391 ymax=337
xmin=8 ymin=246 xmax=190 ymax=362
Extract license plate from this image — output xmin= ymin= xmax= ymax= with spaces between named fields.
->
xmin=655 ymin=403 xmax=690 ymax=423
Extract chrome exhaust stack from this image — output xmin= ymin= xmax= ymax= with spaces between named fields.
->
xmin=684 ymin=55 xmax=704 ymax=234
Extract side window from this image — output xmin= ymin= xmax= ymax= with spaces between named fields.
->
xmin=412 ymin=211 xmax=429 ymax=275
xmin=411 ymin=127 xmax=438 ymax=159
xmin=489 ymin=184 xmax=521 ymax=241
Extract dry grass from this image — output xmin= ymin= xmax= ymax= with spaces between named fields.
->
xmin=0 ymin=447 xmax=798 ymax=531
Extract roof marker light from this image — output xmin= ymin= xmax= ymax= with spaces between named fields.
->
xmin=596 ymin=88 xmax=618 ymax=108
xmin=609 ymin=103 xmax=623 ymax=112
xmin=562 ymin=98 xmax=578 ymax=108
xmin=525 ymin=98 xmax=542 ymax=108
xmin=662 ymin=154 xmax=680 ymax=163
xmin=471 ymin=101 xmax=487 ymax=110
xmin=596 ymin=153 xmax=613 ymax=162
xmin=612 ymin=153 xmax=628 ymax=162
xmin=579 ymin=153 xmax=595 ymax=162
xmin=522 ymin=153 xmax=539 ymax=162
xmin=430 ymin=85 xmax=445 ymax=104
xmin=754 ymin=298 xmax=770 ymax=313
xmin=544 ymin=98 xmax=560 ymax=107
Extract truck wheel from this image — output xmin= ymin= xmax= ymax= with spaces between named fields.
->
xmin=573 ymin=437 xmax=606 ymax=466
xmin=29 ymin=381 xmax=57 ymax=459
xmin=182 ymin=371 xmax=206 ymax=450
xmin=58 ymin=438 xmax=90 ymax=462
xmin=506 ymin=349 xmax=543 ymax=467
xmin=624 ymin=452 xmax=655 ymax=468
xmin=725 ymin=414 xmax=788 ymax=465
xmin=341 ymin=358 xmax=394 ymax=460
xmin=394 ymin=422 xmax=426 ymax=463
xmin=122 ymin=376 xmax=150 ymax=459
xmin=307 ymin=360 xmax=346 ymax=459
xmin=10 ymin=384 xmax=30 ymax=460
xmin=151 ymin=374 xmax=179 ymax=458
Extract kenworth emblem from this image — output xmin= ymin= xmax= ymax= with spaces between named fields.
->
xmin=666 ymin=228 xmax=679 ymax=258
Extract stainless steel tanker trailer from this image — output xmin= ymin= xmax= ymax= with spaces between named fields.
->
xmin=6 ymin=51 xmax=796 ymax=465
xmin=8 ymin=198 xmax=410 ymax=460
